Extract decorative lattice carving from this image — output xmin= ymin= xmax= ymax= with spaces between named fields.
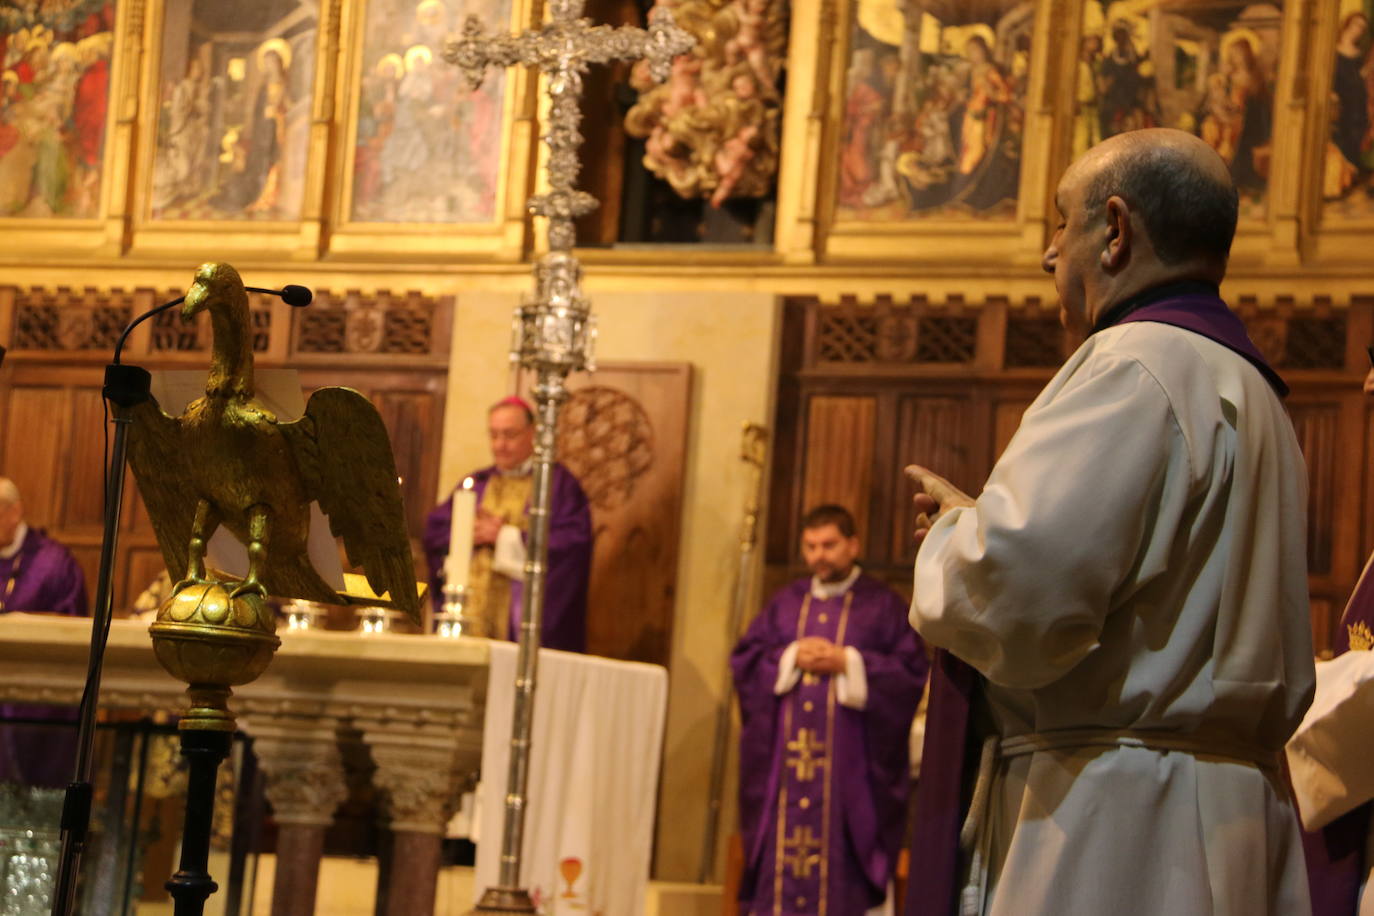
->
xmin=382 ymin=305 xmax=433 ymax=355
xmin=12 ymin=304 xmax=60 ymax=350
xmin=557 ymin=386 xmax=655 ymax=510
xmin=298 ymin=310 xmax=347 ymax=353
xmin=1235 ymin=299 xmax=1287 ymax=367
xmin=1283 ymin=316 xmax=1346 ymax=370
xmin=151 ymin=306 xmax=201 ymax=352
xmin=345 ymin=303 xmax=385 ymax=353
xmin=817 ymin=312 xmax=879 ymax=362
xmin=251 ymin=309 xmax=272 ymax=353
xmin=876 ymin=313 xmax=918 ymax=362
xmin=12 ymin=293 xmax=132 ymax=351
xmin=1004 ymin=315 xmax=1062 ymax=368
xmin=916 ymin=316 xmax=978 ymax=363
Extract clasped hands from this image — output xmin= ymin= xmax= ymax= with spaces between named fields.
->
xmin=473 ymin=508 xmax=504 ymax=546
xmin=796 ymin=636 xmax=847 ymax=675
xmin=906 ymin=464 xmax=974 ymax=547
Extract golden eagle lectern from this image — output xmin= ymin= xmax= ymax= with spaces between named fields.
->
xmin=123 ymin=261 xmax=421 ymax=623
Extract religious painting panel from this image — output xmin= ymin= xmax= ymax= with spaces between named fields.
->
xmin=833 ymin=0 xmax=1035 ymax=222
xmin=345 ymin=0 xmax=511 ymax=224
xmin=0 ymin=1 xmax=117 ymax=219
xmin=147 ymin=0 xmax=318 ymax=221
xmin=1321 ymin=1 xmax=1374 ymax=222
xmin=1073 ymin=0 xmax=1284 ymax=220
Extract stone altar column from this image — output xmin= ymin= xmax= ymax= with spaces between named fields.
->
xmin=361 ymin=720 xmax=470 ymax=916
xmin=246 ymin=715 xmax=348 ymax=916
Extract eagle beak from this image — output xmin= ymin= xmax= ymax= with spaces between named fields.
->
xmin=181 ymin=282 xmax=207 ymax=320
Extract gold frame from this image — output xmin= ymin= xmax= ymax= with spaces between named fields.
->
xmin=808 ymin=0 xmax=1316 ymax=268
xmin=0 ymin=0 xmax=144 ymax=258
xmin=811 ymin=0 xmax=1068 ymax=267
xmin=323 ymin=0 xmax=538 ymax=262
xmin=126 ymin=0 xmax=339 ymax=259
xmin=1301 ymin=0 xmax=1374 ymax=265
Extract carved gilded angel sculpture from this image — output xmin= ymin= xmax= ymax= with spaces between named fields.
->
xmin=120 ymin=262 xmax=421 ymax=623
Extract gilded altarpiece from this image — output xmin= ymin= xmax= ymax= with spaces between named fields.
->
xmin=811 ymin=0 xmax=1315 ymax=264
xmin=327 ymin=0 xmax=535 ymax=260
xmin=145 ymin=1 xmax=318 ymax=224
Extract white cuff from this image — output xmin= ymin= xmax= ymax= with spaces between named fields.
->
xmin=774 ymin=642 xmax=802 ymax=695
xmin=835 ymin=646 xmax=868 ymax=710
xmin=492 ymin=524 xmax=527 ymax=579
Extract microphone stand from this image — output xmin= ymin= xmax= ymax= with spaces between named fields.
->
xmin=49 ymin=297 xmax=181 ymax=916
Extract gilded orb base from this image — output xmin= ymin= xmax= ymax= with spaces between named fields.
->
xmin=148 ymin=579 xmax=280 ymax=730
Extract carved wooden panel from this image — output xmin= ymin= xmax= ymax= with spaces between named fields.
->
xmin=12 ymin=290 xmax=134 ymax=352
xmin=993 ymin=398 xmax=1035 ymax=463
xmin=2 ymin=386 xmax=69 ymax=527
xmin=1288 ymin=402 xmax=1340 ymax=577
xmin=801 ymin=395 xmax=876 ymax=546
xmin=1004 ymin=313 xmax=1064 ymax=368
xmin=890 ymin=396 xmax=979 ymax=565
xmin=550 ymin=363 xmax=692 ymax=667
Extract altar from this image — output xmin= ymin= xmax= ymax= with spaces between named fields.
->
xmin=0 ymin=613 xmax=675 ymax=915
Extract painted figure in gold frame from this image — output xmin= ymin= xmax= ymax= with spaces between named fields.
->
xmin=1074 ymin=0 xmax=1280 ymax=220
xmin=1323 ymin=4 xmax=1374 ymax=219
xmin=349 ymin=0 xmax=510 ymax=224
xmin=150 ymin=0 xmax=316 ymax=221
xmin=0 ymin=1 xmax=115 ymax=219
xmin=835 ymin=0 xmax=1033 ymax=222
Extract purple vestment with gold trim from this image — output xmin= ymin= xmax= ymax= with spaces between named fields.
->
xmin=0 ymin=526 xmax=89 ymax=787
xmin=423 ymin=463 xmax=591 ymax=653
xmin=733 ymin=574 xmax=927 ymax=916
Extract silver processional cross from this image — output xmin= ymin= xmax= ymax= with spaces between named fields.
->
xmin=442 ymin=3 xmax=692 ymax=913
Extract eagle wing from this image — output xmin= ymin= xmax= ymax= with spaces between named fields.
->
xmin=277 ymin=387 xmax=421 ymax=624
xmin=119 ymin=397 xmax=198 ymax=584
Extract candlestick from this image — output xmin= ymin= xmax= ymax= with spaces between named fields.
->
xmin=445 ymin=477 xmax=476 ymax=589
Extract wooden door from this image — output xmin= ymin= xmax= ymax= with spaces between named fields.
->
xmin=525 ymin=362 xmax=692 ymax=666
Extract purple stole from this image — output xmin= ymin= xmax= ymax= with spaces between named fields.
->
xmin=904 ymin=286 xmax=1289 ymax=916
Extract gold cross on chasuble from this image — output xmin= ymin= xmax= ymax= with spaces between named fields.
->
xmin=781 ymin=825 xmax=823 ymax=879
xmin=786 ymin=728 xmax=826 ymax=782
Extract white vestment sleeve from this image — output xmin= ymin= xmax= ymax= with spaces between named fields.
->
xmin=1285 ymin=651 xmax=1374 ymax=830
xmin=911 ymin=350 xmax=1195 ymax=690
xmin=835 ymin=646 xmax=868 ymax=709
xmin=492 ymin=524 xmax=527 ymax=579
xmin=774 ymin=642 xmax=801 ymax=695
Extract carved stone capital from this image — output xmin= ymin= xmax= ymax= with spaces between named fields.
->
xmin=359 ymin=721 xmax=471 ymax=835
xmin=244 ymin=716 xmax=348 ymax=828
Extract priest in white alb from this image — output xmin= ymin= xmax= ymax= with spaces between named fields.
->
xmin=904 ymin=129 xmax=1315 ymax=916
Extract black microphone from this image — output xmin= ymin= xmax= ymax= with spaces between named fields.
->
xmin=247 ymin=284 xmax=313 ymax=307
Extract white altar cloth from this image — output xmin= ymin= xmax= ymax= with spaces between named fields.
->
xmin=474 ymin=644 xmax=668 ymax=915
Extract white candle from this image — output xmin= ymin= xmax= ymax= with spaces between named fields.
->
xmin=444 ymin=477 xmax=476 ymax=589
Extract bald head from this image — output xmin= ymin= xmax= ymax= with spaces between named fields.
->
xmin=0 ymin=478 xmax=18 ymax=508
xmin=1073 ymin=128 xmax=1238 ymax=267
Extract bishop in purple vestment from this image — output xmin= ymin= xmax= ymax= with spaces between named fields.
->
xmin=734 ymin=505 xmax=928 ymax=916
xmin=422 ymin=397 xmax=591 ymax=653
xmin=0 ymin=478 xmax=89 ymax=787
